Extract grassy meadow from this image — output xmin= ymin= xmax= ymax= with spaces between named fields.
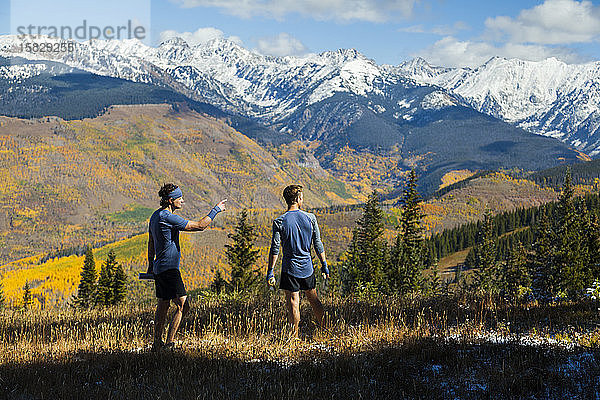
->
xmin=2 ymin=163 xmax=599 ymax=398
xmin=1 ymin=292 xmax=599 ymax=399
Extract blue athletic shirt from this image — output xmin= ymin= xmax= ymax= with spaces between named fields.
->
xmin=270 ymin=209 xmax=325 ymax=278
xmin=149 ymin=208 xmax=189 ymax=274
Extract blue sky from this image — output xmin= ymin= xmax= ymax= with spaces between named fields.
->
xmin=2 ymin=0 xmax=600 ymax=67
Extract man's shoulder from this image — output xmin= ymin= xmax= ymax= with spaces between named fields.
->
xmin=299 ymin=210 xmax=317 ymax=221
xmin=150 ymin=208 xmax=162 ymax=222
xmin=151 ymin=208 xmax=168 ymax=219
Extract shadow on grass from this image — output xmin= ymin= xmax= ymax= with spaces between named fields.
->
xmin=2 ymin=297 xmax=599 ymax=345
xmin=1 ymin=338 xmax=598 ymax=400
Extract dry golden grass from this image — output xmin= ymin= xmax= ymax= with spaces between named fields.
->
xmin=1 ymin=292 xmax=599 ymax=399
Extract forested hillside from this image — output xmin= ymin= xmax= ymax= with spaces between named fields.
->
xmin=0 ymin=104 xmax=360 ymax=264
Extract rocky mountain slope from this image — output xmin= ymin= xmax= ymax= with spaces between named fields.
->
xmin=397 ymin=56 xmax=600 ymax=156
xmin=0 ymin=103 xmax=359 ymax=263
xmin=1 ymin=35 xmax=598 ymax=157
xmin=0 ymin=39 xmax=586 ymax=194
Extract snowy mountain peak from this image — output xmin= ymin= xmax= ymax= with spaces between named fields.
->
xmin=317 ymin=48 xmax=369 ymax=65
xmin=398 ymin=54 xmax=600 ymax=155
xmin=199 ymin=37 xmax=247 ymax=54
xmin=402 ymin=56 xmax=430 ymax=68
xmin=159 ymin=37 xmax=189 ymax=48
xmin=1 ymin=34 xmax=600 ymax=155
xmin=397 ymin=57 xmax=448 ymax=80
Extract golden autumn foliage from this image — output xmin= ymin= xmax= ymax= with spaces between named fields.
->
xmin=439 ymin=170 xmax=476 ymax=190
xmin=0 ymin=104 xmax=363 ymax=265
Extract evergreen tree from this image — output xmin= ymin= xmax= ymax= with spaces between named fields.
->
xmin=391 ymin=169 xmax=426 ymax=294
xmin=76 ymin=246 xmax=97 ymax=308
xmin=464 ymin=248 xmax=476 ymax=269
xmin=96 ymin=250 xmax=117 ymax=306
xmin=530 ymin=169 xmax=594 ymax=299
xmin=471 ymin=211 xmax=499 ymax=294
xmin=427 ymin=259 xmax=443 ymax=297
xmin=211 ymin=270 xmax=228 ymax=294
xmin=226 ymin=210 xmax=260 ymax=291
xmin=111 ymin=261 xmax=127 ymax=305
xmin=585 ymin=212 xmax=600 ymax=280
xmin=22 ymin=281 xmax=33 ymax=309
xmin=341 ymin=191 xmax=387 ymax=293
xmin=501 ymin=242 xmax=531 ymax=303
xmin=554 ymin=169 xmax=591 ymax=297
xmin=530 ymin=212 xmax=558 ymax=297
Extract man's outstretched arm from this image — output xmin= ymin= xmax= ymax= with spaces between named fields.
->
xmin=184 ymin=199 xmax=227 ymax=231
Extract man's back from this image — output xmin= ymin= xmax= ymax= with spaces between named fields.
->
xmin=270 ymin=209 xmax=324 ymax=279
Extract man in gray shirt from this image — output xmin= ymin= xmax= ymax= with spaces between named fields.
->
xmin=148 ymin=183 xmax=227 ymax=350
xmin=267 ymin=185 xmax=329 ymax=337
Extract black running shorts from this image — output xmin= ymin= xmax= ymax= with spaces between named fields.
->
xmin=155 ymin=268 xmax=187 ymax=300
xmin=279 ymin=271 xmax=316 ymax=292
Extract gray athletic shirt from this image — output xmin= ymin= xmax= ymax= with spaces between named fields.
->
xmin=270 ymin=209 xmax=325 ymax=278
xmin=149 ymin=208 xmax=189 ymax=274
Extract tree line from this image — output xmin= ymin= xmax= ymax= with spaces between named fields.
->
xmin=218 ymin=167 xmax=600 ymax=303
xmin=62 ymin=166 xmax=600 ymax=307
xmin=75 ymin=248 xmax=127 ymax=308
xmin=463 ymin=169 xmax=600 ymax=301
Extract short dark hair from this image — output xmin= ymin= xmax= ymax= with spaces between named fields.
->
xmin=283 ymin=185 xmax=303 ymax=206
xmin=159 ymin=183 xmax=178 ymax=207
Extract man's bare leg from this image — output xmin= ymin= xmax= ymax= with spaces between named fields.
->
xmin=304 ymin=289 xmax=325 ymax=328
xmin=166 ymin=296 xmax=190 ymax=344
xmin=154 ymin=299 xmax=170 ymax=346
xmin=284 ymin=290 xmax=300 ymax=337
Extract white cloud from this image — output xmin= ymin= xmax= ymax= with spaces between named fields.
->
xmin=159 ymin=27 xmax=243 ymax=46
xmin=399 ymin=21 xmax=470 ymax=36
xmin=485 ymin=0 xmax=600 ymax=44
xmin=412 ymin=1 xmax=600 ymax=67
xmin=173 ymin=0 xmax=417 ymax=22
xmin=256 ymin=33 xmax=307 ymax=57
xmin=416 ymin=36 xmax=585 ymax=68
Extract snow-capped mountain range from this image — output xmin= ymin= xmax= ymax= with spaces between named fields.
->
xmin=396 ymin=56 xmax=600 ymax=155
xmin=1 ymin=34 xmax=600 ymax=155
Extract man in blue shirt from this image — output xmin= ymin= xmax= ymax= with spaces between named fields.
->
xmin=267 ymin=185 xmax=330 ymax=337
xmin=148 ymin=183 xmax=227 ymax=351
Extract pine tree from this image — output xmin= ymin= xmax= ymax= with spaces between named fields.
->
xmin=427 ymin=259 xmax=442 ymax=297
xmin=391 ymin=169 xmax=426 ymax=294
xmin=530 ymin=211 xmax=558 ymax=297
xmin=530 ymin=169 xmax=594 ymax=299
xmin=585 ymin=212 xmax=600 ymax=280
xmin=501 ymin=242 xmax=531 ymax=303
xmin=96 ymin=250 xmax=117 ymax=306
xmin=554 ymin=169 xmax=590 ymax=297
xmin=226 ymin=210 xmax=260 ymax=291
xmin=76 ymin=246 xmax=97 ymax=308
xmin=464 ymin=248 xmax=476 ymax=269
xmin=341 ymin=191 xmax=387 ymax=293
xmin=22 ymin=281 xmax=33 ymax=309
xmin=211 ymin=270 xmax=228 ymax=294
xmin=111 ymin=261 xmax=127 ymax=305
xmin=471 ymin=211 xmax=499 ymax=295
